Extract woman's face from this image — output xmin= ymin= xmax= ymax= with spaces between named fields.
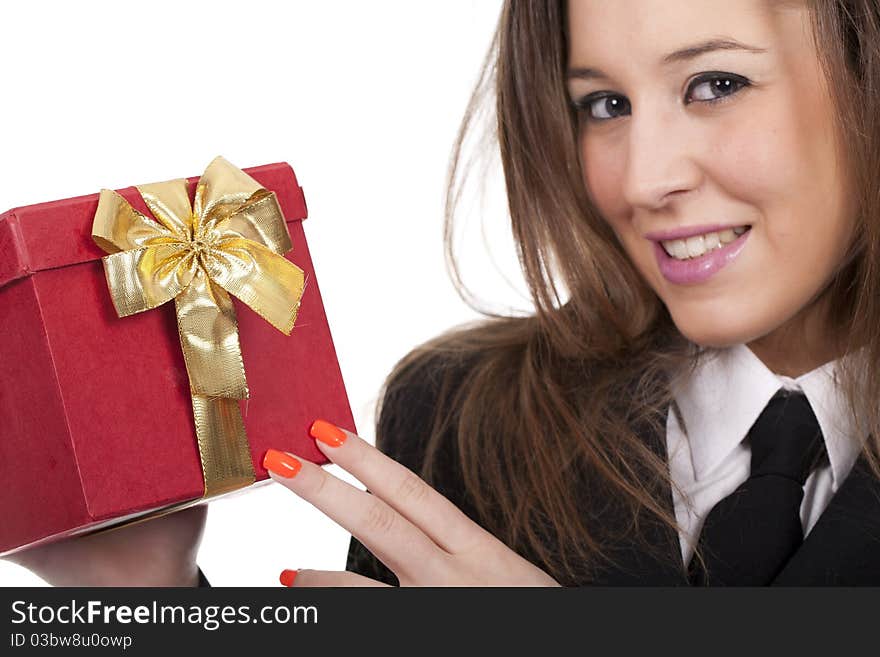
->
xmin=566 ymin=0 xmax=855 ymax=372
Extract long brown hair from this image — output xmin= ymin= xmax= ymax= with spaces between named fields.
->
xmin=375 ymin=0 xmax=880 ymax=585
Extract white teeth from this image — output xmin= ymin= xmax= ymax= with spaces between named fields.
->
xmin=704 ymin=232 xmax=720 ymax=249
xmin=661 ymin=226 xmax=749 ymax=260
xmin=670 ymin=240 xmax=689 ymax=259
xmin=685 ymin=235 xmax=705 ymax=258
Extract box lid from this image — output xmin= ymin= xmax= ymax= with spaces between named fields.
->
xmin=0 ymin=162 xmax=308 ymax=289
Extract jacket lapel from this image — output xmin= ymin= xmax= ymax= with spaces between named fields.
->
xmin=589 ymin=401 xmax=689 ymax=585
xmin=772 ymin=449 xmax=880 ymax=585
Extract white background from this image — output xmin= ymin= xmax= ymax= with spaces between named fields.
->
xmin=0 ymin=1 xmax=535 ymax=586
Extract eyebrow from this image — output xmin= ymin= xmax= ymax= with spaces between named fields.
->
xmin=566 ymin=38 xmax=768 ymax=81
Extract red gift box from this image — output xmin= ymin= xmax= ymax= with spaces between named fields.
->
xmin=0 ymin=160 xmax=355 ymax=556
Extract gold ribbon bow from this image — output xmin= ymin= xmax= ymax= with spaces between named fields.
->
xmin=91 ymin=156 xmax=305 ymax=498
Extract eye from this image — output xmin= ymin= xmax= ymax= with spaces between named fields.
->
xmin=575 ymin=94 xmax=631 ymax=122
xmin=685 ymin=72 xmax=750 ymax=104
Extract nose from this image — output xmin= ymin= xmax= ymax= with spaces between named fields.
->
xmin=621 ymin=105 xmax=702 ymax=211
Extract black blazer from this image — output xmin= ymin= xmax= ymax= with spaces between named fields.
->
xmin=201 ymin=352 xmax=880 ymax=586
xmin=344 ymin=353 xmax=880 ymax=586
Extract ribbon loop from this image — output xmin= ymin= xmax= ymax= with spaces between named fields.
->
xmin=204 ymin=238 xmax=304 ymax=335
xmin=216 ymin=189 xmax=293 ymax=255
xmin=92 ymin=189 xmax=176 ymax=254
xmin=136 ymin=179 xmax=195 ymax=239
xmin=101 ymin=244 xmax=197 ymax=316
xmin=194 ymin=156 xmax=263 ymax=235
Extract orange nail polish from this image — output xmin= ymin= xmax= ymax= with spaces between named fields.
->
xmin=262 ymin=449 xmax=302 ymax=478
xmin=310 ymin=419 xmax=347 ymax=447
xmin=280 ymin=569 xmax=298 ymax=587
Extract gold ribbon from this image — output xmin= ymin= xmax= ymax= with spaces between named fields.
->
xmin=91 ymin=156 xmax=305 ymax=499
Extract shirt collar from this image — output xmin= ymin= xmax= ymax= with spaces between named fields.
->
xmin=672 ymin=343 xmax=864 ymax=490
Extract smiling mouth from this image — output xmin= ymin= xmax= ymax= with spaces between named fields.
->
xmin=659 ymin=225 xmax=751 ymax=260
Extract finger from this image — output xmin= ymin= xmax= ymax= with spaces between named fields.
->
xmin=262 ymin=449 xmax=445 ymax=580
xmin=307 ymin=419 xmax=485 ymax=553
xmin=280 ymin=568 xmax=390 ymax=588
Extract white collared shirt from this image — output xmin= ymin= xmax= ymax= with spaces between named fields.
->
xmin=666 ymin=343 xmax=866 ymax=566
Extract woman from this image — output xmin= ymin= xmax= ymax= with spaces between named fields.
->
xmin=8 ymin=0 xmax=880 ymax=586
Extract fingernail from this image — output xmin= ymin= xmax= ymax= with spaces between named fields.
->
xmin=280 ymin=569 xmax=298 ymax=587
xmin=262 ymin=449 xmax=302 ymax=478
xmin=309 ymin=419 xmax=347 ymax=447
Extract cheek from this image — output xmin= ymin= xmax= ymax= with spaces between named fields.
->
xmin=715 ymin=89 xmax=851 ymax=265
xmin=709 ymin=119 xmax=785 ymax=201
xmin=580 ymin=137 xmax=628 ymax=231
xmin=708 ymin=103 xmax=807 ymax=225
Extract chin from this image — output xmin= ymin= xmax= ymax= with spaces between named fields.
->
xmin=669 ymin=316 xmax=762 ymax=350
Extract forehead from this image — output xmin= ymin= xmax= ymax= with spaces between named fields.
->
xmin=567 ymin=0 xmax=805 ymax=66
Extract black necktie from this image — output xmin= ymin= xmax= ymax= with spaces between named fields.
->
xmin=688 ymin=389 xmax=827 ymax=586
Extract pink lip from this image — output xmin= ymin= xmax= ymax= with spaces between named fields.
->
xmin=654 ymin=227 xmax=751 ymax=285
xmin=644 ymin=223 xmax=750 ymax=241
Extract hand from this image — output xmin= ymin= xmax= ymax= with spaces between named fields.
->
xmin=262 ymin=420 xmax=560 ymax=587
xmin=3 ymin=504 xmax=207 ymax=587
